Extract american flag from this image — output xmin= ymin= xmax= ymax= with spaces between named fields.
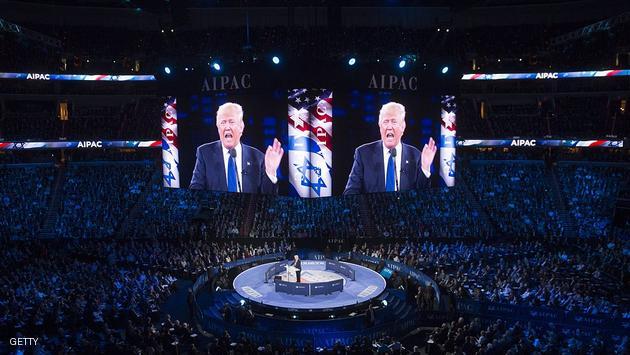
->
xmin=162 ymin=97 xmax=180 ymax=188
xmin=288 ymin=89 xmax=333 ymax=197
xmin=440 ymin=95 xmax=456 ymax=187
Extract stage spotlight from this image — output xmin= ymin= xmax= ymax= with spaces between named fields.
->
xmin=381 ymin=300 xmax=388 ymax=307
xmin=398 ymin=59 xmax=406 ymax=69
xmin=348 ymin=57 xmax=356 ymax=66
xmin=164 ymin=66 xmax=171 ymax=75
xmin=441 ymin=66 xmax=449 ymax=74
xmin=239 ymin=299 xmax=246 ymax=306
xmin=291 ymin=315 xmax=298 ymax=319
xmin=272 ymin=56 xmax=280 ymax=64
xmin=211 ymin=62 xmax=221 ymax=71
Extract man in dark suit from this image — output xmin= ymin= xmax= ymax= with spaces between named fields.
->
xmin=290 ymin=255 xmax=301 ymax=283
xmin=343 ymin=102 xmax=437 ymax=195
xmin=189 ymin=102 xmax=284 ymax=193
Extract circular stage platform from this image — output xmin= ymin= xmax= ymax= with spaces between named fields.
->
xmin=233 ymin=260 xmax=386 ymax=311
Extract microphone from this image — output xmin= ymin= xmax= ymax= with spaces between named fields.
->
xmin=228 ymin=148 xmax=242 ymax=193
xmin=389 ymin=148 xmax=398 ymax=191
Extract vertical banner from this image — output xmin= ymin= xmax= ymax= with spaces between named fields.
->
xmin=287 ymin=89 xmax=333 ymax=197
xmin=440 ymin=95 xmax=457 ymax=187
xmin=162 ymin=97 xmax=180 ymax=187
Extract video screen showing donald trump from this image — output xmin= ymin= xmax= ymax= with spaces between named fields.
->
xmin=173 ymin=91 xmax=289 ymax=194
xmin=332 ymin=91 xmax=456 ymax=195
xmin=166 ymin=88 xmax=455 ymax=196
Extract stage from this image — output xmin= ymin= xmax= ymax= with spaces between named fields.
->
xmin=233 ymin=260 xmax=386 ymax=311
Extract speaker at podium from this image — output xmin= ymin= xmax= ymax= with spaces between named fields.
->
xmin=285 ymin=264 xmax=300 ymax=282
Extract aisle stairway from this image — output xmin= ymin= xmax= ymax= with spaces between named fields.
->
xmin=39 ymin=165 xmax=65 ymax=239
xmin=544 ymin=164 xmax=578 ymax=238
xmin=116 ymin=172 xmax=161 ymax=237
xmin=458 ymin=178 xmax=498 ymax=237
xmin=240 ymin=194 xmax=258 ymax=237
xmin=358 ymin=195 xmax=377 ymax=237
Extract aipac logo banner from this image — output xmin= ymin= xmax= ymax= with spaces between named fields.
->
xmin=287 ymin=89 xmax=333 ymax=197
xmin=162 ymin=97 xmax=180 ymax=188
xmin=440 ymin=95 xmax=456 ymax=187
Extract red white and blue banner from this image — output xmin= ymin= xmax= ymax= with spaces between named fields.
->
xmin=1 ymin=137 xmax=619 ymax=151
xmin=461 ymin=69 xmax=630 ymax=81
xmin=0 ymin=140 xmax=160 ymax=149
xmin=0 ymin=72 xmax=156 ymax=81
xmin=440 ymin=95 xmax=457 ymax=187
xmin=457 ymin=139 xmax=624 ymax=148
xmin=287 ymin=89 xmax=333 ymax=197
xmin=161 ymin=97 xmax=180 ymax=188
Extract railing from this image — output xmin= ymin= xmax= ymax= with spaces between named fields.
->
xmin=350 ymin=252 xmax=441 ymax=304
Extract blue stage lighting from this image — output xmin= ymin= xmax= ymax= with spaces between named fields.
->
xmin=212 ymin=62 xmax=221 ymax=71
xmin=348 ymin=57 xmax=356 ymax=66
xmin=164 ymin=67 xmax=171 ymax=74
xmin=398 ymin=59 xmax=406 ymax=68
xmin=441 ymin=66 xmax=449 ymax=74
xmin=272 ymin=56 xmax=280 ymax=64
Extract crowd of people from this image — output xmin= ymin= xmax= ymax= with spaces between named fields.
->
xmin=425 ymin=317 xmax=628 ymax=355
xmin=122 ymin=184 xmax=250 ymax=240
xmin=250 ymin=194 xmax=364 ymax=239
xmin=2 ymin=233 xmax=628 ymax=353
xmin=353 ymin=238 xmax=630 ymax=318
xmin=0 ymin=240 xmax=179 ymax=354
xmin=462 ymin=161 xmax=564 ymax=238
xmin=0 ymin=159 xmax=628 ymax=353
xmin=558 ymin=163 xmax=629 ymax=239
xmin=0 ymin=158 xmax=625 ymax=242
xmin=0 ymin=165 xmax=54 ymax=240
xmin=0 ymin=238 xmax=290 ymax=354
xmin=366 ymin=186 xmax=493 ymax=239
xmin=54 ymin=163 xmax=155 ymax=239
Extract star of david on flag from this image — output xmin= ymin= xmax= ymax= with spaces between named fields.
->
xmin=288 ymin=89 xmax=333 ymax=197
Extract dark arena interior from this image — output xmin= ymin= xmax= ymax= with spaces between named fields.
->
xmin=1 ymin=0 xmax=630 ymax=354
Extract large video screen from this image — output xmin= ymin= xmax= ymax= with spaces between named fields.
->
xmin=162 ymin=63 xmax=456 ymax=197
xmin=176 ymin=90 xmax=288 ymax=194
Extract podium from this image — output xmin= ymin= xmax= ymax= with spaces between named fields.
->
xmin=285 ymin=265 xmax=300 ymax=282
